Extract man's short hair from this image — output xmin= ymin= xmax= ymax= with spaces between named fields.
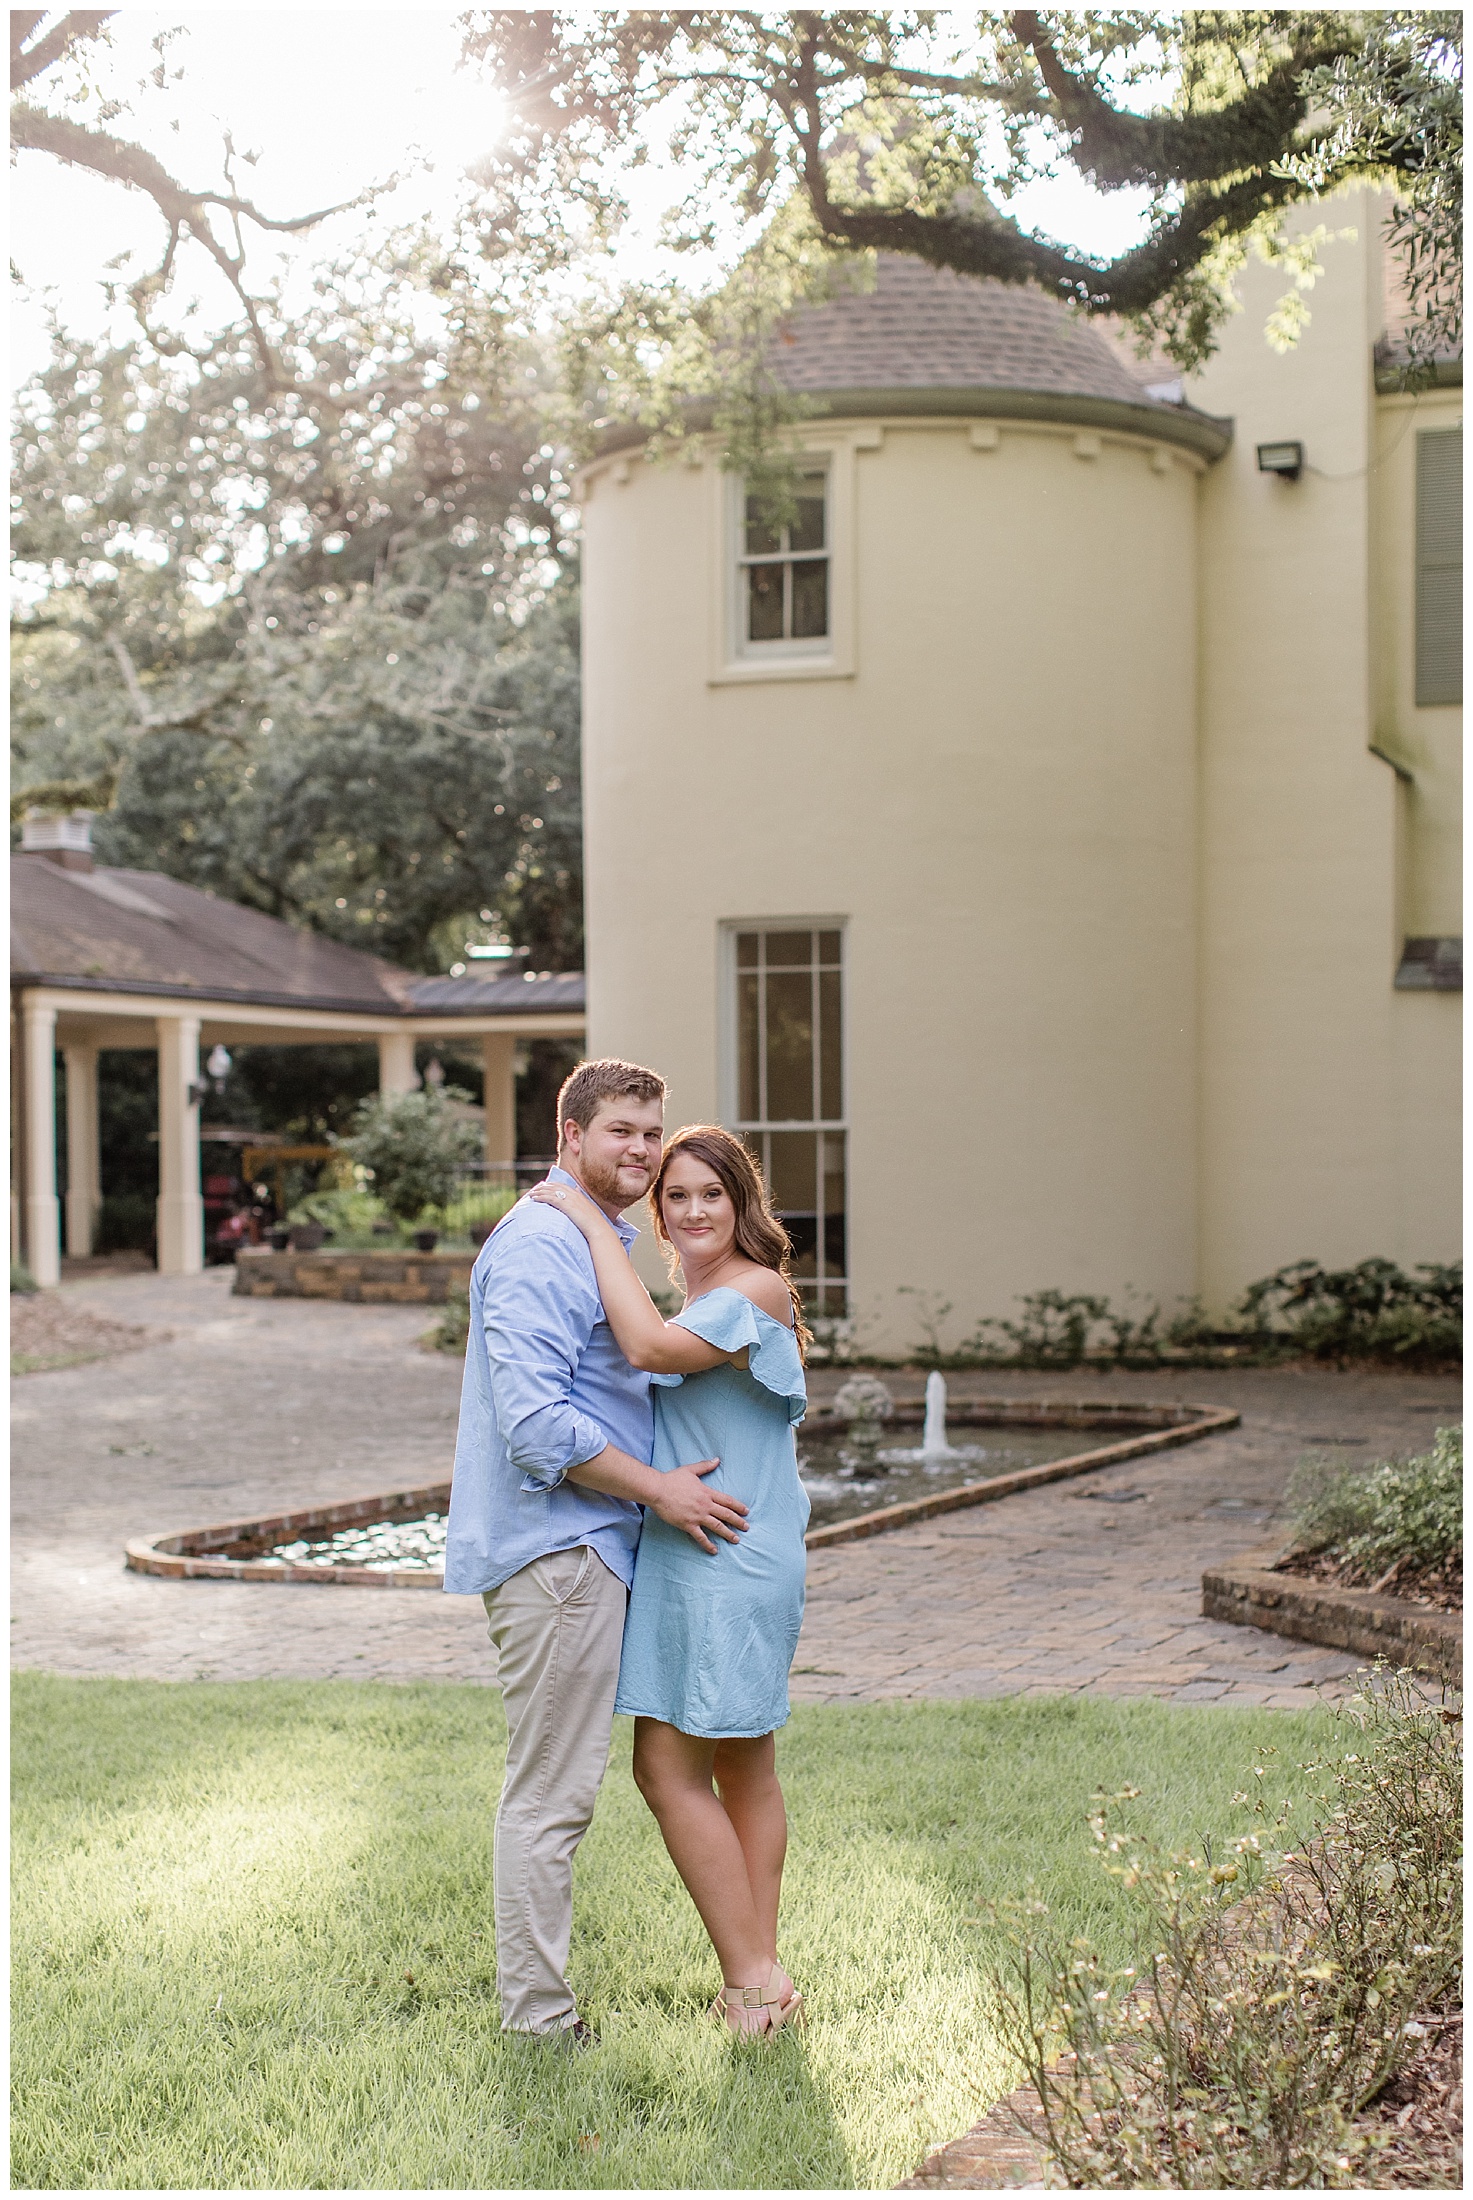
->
xmin=556 ymin=1058 xmax=667 ymax=1142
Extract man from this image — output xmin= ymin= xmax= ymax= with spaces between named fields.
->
xmin=444 ymin=1058 xmax=748 ymax=2043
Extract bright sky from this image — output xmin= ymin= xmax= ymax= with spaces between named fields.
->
xmin=10 ymin=7 xmax=1158 ymax=389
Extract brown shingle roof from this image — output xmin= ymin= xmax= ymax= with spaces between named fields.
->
xmin=11 ymin=856 xmax=415 ymax=1011
xmin=10 ymin=857 xmax=584 ymax=1018
xmin=593 ymin=253 xmax=1230 ymax=461
xmin=774 ymin=256 xmax=1163 ymax=406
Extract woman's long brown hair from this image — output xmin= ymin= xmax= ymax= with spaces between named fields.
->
xmin=648 ymin=1124 xmax=812 ymax=1361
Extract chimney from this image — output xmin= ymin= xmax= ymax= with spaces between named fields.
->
xmin=21 ymin=810 xmax=95 ymax=872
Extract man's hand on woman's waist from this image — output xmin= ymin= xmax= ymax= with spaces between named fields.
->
xmin=567 ymin=1446 xmax=748 ymax=1556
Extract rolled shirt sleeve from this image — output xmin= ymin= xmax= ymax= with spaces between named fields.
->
xmin=483 ymin=1229 xmax=612 ymax=1490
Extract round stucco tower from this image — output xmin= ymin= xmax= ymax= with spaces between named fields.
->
xmin=578 ymin=256 xmax=1231 ymax=1349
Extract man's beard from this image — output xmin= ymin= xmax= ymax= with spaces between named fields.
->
xmin=577 ymin=1151 xmax=650 ymax=1210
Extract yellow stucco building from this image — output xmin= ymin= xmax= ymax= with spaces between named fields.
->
xmin=577 ymin=199 xmax=1461 ymax=1351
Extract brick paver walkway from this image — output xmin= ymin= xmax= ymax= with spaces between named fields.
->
xmin=11 ymin=1269 xmax=1459 ymax=1700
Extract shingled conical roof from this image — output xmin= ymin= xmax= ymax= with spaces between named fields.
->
xmin=763 ymin=255 xmax=1229 ymax=457
xmin=773 ymin=256 xmax=1152 ymax=402
xmin=590 ymin=253 xmax=1231 ymax=462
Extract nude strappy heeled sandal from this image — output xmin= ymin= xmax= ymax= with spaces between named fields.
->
xmin=711 ymin=1963 xmax=805 ymax=2039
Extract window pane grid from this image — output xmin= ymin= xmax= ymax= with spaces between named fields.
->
xmin=733 ymin=927 xmax=845 ymax=1314
xmin=739 ymin=471 xmax=829 ymax=649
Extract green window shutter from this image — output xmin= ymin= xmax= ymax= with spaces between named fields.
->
xmin=1415 ymin=427 xmax=1462 ymax=706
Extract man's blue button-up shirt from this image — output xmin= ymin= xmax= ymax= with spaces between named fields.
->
xmin=443 ymin=1168 xmax=652 ymax=1597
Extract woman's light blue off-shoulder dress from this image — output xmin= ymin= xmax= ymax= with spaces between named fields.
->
xmin=613 ymin=1286 xmax=809 ymax=1739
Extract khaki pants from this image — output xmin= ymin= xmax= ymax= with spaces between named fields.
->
xmin=483 ymin=1545 xmax=628 ymax=2033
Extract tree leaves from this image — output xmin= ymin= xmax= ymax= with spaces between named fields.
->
xmin=458 ymin=10 xmax=1441 ymax=370
xmin=11 ymin=251 xmax=584 ymax=971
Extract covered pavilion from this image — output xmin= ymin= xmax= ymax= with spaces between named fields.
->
xmin=10 ymin=814 xmax=585 ymax=1283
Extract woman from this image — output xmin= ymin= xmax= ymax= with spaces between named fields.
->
xmin=528 ymin=1124 xmax=810 ymax=2039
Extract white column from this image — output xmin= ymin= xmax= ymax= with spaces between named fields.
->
xmin=22 ymin=997 xmax=60 ymax=1286
xmin=156 ymin=1015 xmax=203 ymax=1275
xmin=63 ymin=1042 xmax=102 ymax=1258
xmin=377 ymin=1031 xmax=419 ymax=1096
xmin=481 ymin=1033 xmax=518 ymax=1175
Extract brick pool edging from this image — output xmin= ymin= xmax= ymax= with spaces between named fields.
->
xmin=125 ymin=1482 xmax=457 ymax=1588
xmin=124 ymin=1400 xmax=1238 ymax=1588
xmin=1202 ymin=1543 xmax=1461 ymax=1681
xmin=802 ymin=1405 xmax=1239 ymax=1549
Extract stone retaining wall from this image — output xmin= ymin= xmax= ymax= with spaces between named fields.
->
xmin=232 ymin=1247 xmax=474 ymax=1303
xmin=1202 ymin=1545 xmax=1461 ymax=1682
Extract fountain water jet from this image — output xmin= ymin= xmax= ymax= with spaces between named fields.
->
xmin=878 ymin=1369 xmax=986 ymax=1468
xmin=922 ymin=1370 xmax=950 ymax=1456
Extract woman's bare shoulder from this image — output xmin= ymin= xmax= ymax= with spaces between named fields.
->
xmin=721 ymin=1267 xmax=795 ymax=1329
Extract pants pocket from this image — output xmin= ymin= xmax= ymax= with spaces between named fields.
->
xmin=534 ymin=1545 xmax=591 ymax=1605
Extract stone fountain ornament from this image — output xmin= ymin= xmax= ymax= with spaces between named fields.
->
xmin=830 ymin=1374 xmax=895 ymax=1479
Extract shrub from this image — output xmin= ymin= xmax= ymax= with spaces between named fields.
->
xmin=438 ymin=1182 xmax=518 ymax=1242
xmin=979 ymin=1288 xmax=1111 ymax=1367
xmin=991 ymin=1667 xmax=1463 ymax=2188
xmin=904 ymin=1288 xmax=1236 ymax=1369
xmin=900 ymin=1260 xmax=1462 ymax=1371
xmin=287 ymin=1187 xmax=388 ymax=1241
xmin=337 ymin=1089 xmax=483 ymax=1225
xmin=287 ymin=1180 xmax=517 ymax=1248
xmin=429 ymin=1287 xmax=470 ymax=1355
xmin=11 ymin=1262 xmax=38 ymax=1295
xmin=1238 ymin=1259 xmax=1462 ymax=1367
xmin=1285 ymin=1428 xmax=1462 ymax=1584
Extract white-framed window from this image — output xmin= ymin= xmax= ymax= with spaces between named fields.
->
xmin=709 ymin=434 xmax=865 ymax=684
xmin=724 ymin=922 xmax=847 ymax=1316
xmin=733 ymin=466 xmax=830 ymax=658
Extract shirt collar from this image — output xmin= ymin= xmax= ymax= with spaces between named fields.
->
xmin=546 ymin=1164 xmax=640 ymax=1248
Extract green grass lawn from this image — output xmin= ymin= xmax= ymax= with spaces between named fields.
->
xmin=12 ymin=1674 xmax=1336 ymax=2190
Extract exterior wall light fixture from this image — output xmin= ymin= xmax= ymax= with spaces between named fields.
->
xmin=1256 ymin=440 xmax=1304 ymax=481
xmin=188 ymin=1045 xmax=233 ymax=1107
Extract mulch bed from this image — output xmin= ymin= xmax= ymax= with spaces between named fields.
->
xmin=1358 ymin=2002 xmax=1463 ymax=2187
xmin=1275 ymin=1548 xmax=1462 ymax=1614
xmin=11 ymin=1293 xmax=168 ymax=1375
